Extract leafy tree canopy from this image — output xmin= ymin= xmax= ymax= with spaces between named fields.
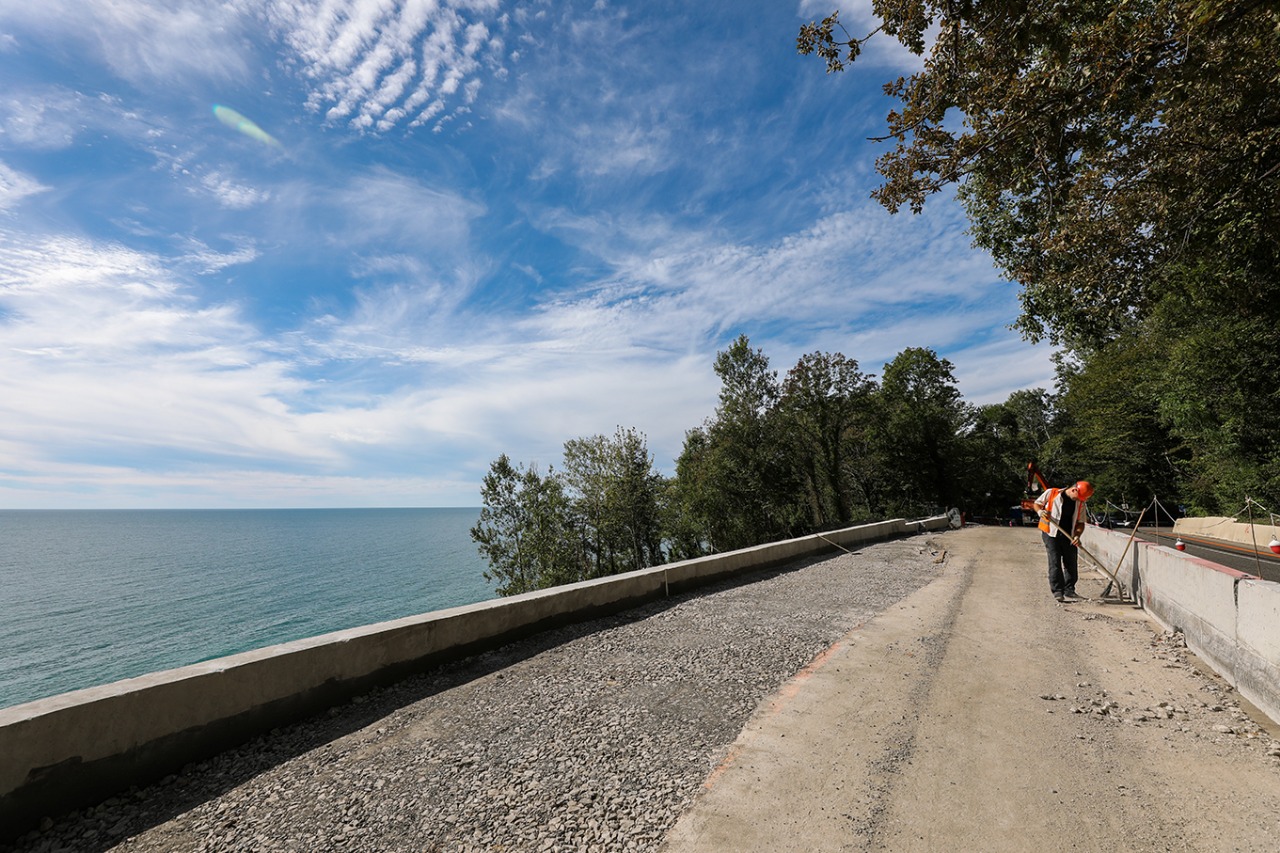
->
xmin=800 ymin=1 xmax=1280 ymax=350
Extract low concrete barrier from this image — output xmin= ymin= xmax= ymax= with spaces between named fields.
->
xmin=0 ymin=516 xmax=948 ymax=837
xmin=1081 ymin=526 xmax=1280 ymax=726
xmin=1236 ymin=579 xmax=1280 ymax=722
xmin=1174 ymin=516 xmax=1280 ymax=550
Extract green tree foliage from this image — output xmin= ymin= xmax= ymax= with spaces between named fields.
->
xmin=963 ymin=403 xmax=1024 ymax=519
xmin=799 ymin=0 xmax=1280 ymax=512
xmin=473 ymin=431 xmax=668 ymax=597
xmin=799 ymin=1 xmax=1280 ymax=346
xmin=777 ymin=351 xmax=878 ymax=528
xmin=473 ymin=340 xmax=1085 ymax=591
xmin=667 ymin=425 xmax=716 ymax=560
xmin=562 ymin=427 xmax=666 ymax=577
xmin=675 ymin=336 xmax=804 ymax=552
xmin=1148 ymin=298 xmax=1280 ymax=512
xmin=998 ymin=389 xmax=1057 ymax=471
xmin=875 ymin=348 xmax=972 ymax=515
xmin=1047 ymin=344 xmax=1184 ymax=512
xmin=470 ymin=454 xmax=576 ymax=596
xmin=964 ymin=388 xmax=1058 ymax=518
xmin=474 ymin=334 xmax=1253 ymax=592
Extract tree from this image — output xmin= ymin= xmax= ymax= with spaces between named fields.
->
xmin=962 ymin=389 xmax=1058 ymax=519
xmin=1046 ymin=343 xmax=1185 ymax=513
xmin=875 ymin=348 xmax=971 ymax=514
xmin=800 ymin=1 xmax=1280 ymax=510
xmin=674 ymin=336 xmax=804 ymax=552
xmin=998 ymin=389 xmax=1058 ymax=470
xmin=470 ymin=455 xmax=576 ymax=596
xmin=561 ymin=433 xmax=613 ymax=576
xmin=799 ymin=1 xmax=1280 ymax=349
xmin=666 ymin=427 xmax=715 ymax=560
xmin=714 ymin=334 xmax=779 ymax=422
xmin=1146 ymin=299 xmax=1280 ymax=513
xmin=562 ymin=427 xmax=666 ymax=577
xmin=777 ymin=351 xmax=877 ymax=528
xmin=473 ymin=429 xmax=668 ymax=596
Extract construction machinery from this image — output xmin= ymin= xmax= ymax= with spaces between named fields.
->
xmin=1017 ymin=461 xmax=1049 ymax=524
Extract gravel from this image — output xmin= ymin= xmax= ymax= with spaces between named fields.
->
xmin=5 ymin=535 xmax=946 ymax=853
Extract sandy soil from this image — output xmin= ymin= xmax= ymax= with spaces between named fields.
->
xmin=661 ymin=525 xmax=1280 ymax=852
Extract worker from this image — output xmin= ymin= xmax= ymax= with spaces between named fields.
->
xmin=1034 ymin=480 xmax=1094 ymax=602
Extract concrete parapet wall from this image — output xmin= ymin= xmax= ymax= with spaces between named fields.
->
xmin=1081 ymin=526 xmax=1280 ymax=726
xmin=0 ymin=516 xmax=946 ymax=837
xmin=1077 ymin=527 xmax=1141 ymax=592
xmin=1235 ymin=580 xmax=1280 ymax=724
xmin=1174 ymin=516 xmax=1278 ymax=549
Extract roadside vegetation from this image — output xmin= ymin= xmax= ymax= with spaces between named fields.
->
xmin=475 ymin=335 xmax=1073 ymax=595
xmin=474 ymin=1 xmax=1279 ymax=594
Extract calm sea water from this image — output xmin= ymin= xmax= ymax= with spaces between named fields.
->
xmin=0 ymin=508 xmax=495 ymax=711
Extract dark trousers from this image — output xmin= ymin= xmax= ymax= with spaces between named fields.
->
xmin=1042 ymin=531 xmax=1078 ymax=596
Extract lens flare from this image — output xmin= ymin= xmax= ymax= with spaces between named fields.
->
xmin=213 ymin=104 xmax=280 ymax=148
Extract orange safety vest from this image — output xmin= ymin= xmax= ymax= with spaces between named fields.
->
xmin=1037 ymin=487 xmax=1083 ymax=536
xmin=1036 ymin=488 xmax=1058 ymax=534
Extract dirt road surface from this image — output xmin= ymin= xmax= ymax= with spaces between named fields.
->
xmin=661 ymin=526 xmax=1280 ymax=852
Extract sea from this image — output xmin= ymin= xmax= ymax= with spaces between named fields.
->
xmin=0 ymin=508 xmax=495 ymax=711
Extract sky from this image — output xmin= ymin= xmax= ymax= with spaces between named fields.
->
xmin=0 ymin=0 xmax=1056 ymax=509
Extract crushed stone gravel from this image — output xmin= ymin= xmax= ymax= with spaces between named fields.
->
xmin=5 ymin=535 xmax=947 ymax=853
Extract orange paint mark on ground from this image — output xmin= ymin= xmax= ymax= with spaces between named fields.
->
xmin=699 ymin=621 xmax=869 ymax=792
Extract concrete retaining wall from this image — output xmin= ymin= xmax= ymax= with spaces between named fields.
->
xmin=0 ymin=516 xmax=948 ymax=837
xmin=1081 ymin=526 xmax=1280 ymax=726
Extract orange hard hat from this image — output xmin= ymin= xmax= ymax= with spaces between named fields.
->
xmin=1075 ymin=480 xmax=1095 ymax=499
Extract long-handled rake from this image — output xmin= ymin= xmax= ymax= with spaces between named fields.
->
xmin=1040 ymin=512 xmax=1130 ymax=602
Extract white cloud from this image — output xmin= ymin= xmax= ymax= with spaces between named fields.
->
xmin=951 ymin=334 xmax=1057 ymax=406
xmin=0 ymin=1 xmax=508 ymax=134
xmin=313 ymin=196 xmax=1051 ymax=476
xmin=0 ymin=0 xmax=255 ymax=86
xmin=0 ymin=194 xmax=1050 ymax=507
xmin=264 ymin=168 xmax=491 ymax=359
xmin=489 ymin=6 xmax=691 ymax=183
xmin=199 ymin=172 xmax=271 ymax=209
xmin=0 ymin=160 xmax=48 ymax=210
xmin=0 ymin=460 xmax=482 ymax=509
xmin=0 ymin=231 xmax=330 ymax=470
xmin=329 ymin=167 xmax=485 ymax=252
xmin=526 ymin=199 xmax=998 ymax=351
xmin=0 ymin=1 xmax=1052 ymax=509
xmin=0 ymin=222 xmax=522 ymax=503
xmin=176 ymin=237 xmax=260 ymax=274
xmin=0 ymin=87 xmax=87 ymax=150
xmin=266 ymin=0 xmax=507 ymax=133
xmin=574 ymin=120 xmax=668 ymax=178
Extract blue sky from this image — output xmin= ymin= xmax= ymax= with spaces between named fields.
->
xmin=0 ymin=0 xmax=1055 ymax=509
